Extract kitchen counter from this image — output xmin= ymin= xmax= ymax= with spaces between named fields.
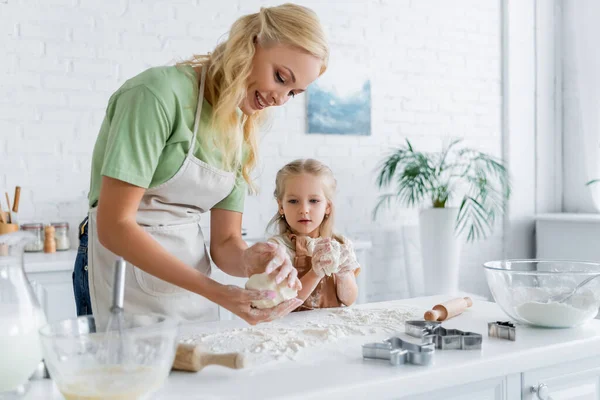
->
xmin=23 ymin=249 xmax=78 ymax=274
xmin=24 ymin=295 xmax=600 ymax=399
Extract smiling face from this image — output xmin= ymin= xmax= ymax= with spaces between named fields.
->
xmin=239 ymin=42 xmax=322 ymax=115
xmin=278 ymin=173 xmax=331 ymax=238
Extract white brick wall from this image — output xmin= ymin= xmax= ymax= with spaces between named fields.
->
xmin=1 ymin=0 xmax=503 ymax=300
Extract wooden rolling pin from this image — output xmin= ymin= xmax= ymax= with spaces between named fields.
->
xmin=172 ymin=343 xmax=246 ymax=372
xmin=424 ymin=297 xmax=473 ymax=322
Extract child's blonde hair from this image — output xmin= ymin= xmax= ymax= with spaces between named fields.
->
xmin=267 ymin=159 xmax=344 ymax=242
xmin=178 ymin=4 xmax=329 ymax=192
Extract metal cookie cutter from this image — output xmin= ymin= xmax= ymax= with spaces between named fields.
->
xmin=488 ymin=321 xmax=516 ymax=341
xmin=405 ymin=320 xmax=483 ymax=350
xmin=362 ymin=336 xmax=435 ymax=366
xmin=404 ymin=320 xmax=442 ymax=338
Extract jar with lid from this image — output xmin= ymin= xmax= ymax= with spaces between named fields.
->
xmin=21 ymin=223 xmax=44 ymax=252
xmin=51 ymin=222 xmax=70 ymax=251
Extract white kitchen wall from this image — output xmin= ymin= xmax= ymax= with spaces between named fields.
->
xmin=1 ymin=0 xmax=505 ymax=300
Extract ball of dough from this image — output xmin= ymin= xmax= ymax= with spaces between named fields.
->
xmin=306 ymin=237 xmax=317 ymax=256
xmin=321 ymin=240 xmax=341 ymax=276
xmin=306 ymin=237 xmax=342 ymax=276
xmin=245 ymin=272 xmax=298 ymax=309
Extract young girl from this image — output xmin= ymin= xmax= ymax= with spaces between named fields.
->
xmin=267 ymin=159 xmax=361 ymax=311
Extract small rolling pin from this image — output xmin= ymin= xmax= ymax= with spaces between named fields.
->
xmin=172 ymin=343 xmax=246 ymax=372
xmin=424 ymin=297 xmax=473 ymax=322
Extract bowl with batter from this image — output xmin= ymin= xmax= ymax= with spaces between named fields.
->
xmin=483 ymin=260 xmax=600 ymax=328
xmin=39 ymin=313 xmax=178 ymax=399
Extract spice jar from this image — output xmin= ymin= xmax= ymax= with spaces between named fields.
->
xmin=51 ymin=222 xmax=71 ymax=251
xmin=21 ymin=223 xmax=44 ymax=252
xmin=44 ymin=225 xmax=56 ymax=253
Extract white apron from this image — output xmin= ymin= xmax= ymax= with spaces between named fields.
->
xmin=88 ymin=67 xmax=236 ymax=323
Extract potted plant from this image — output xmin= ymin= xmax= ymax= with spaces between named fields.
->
xmin=373 ymin=138 xmax=511 ymax=295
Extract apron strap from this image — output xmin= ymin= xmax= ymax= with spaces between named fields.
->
xmin=189 ymin=66 xmax=207 ymax=158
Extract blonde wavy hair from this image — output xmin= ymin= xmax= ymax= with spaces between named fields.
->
xmin=178 ymin=4 xmax=329 ymax=191
xmin=267 ymin=159 xmax=344 ymax=242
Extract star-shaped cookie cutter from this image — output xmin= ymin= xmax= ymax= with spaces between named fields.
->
xmin=362 ymin=336 xmax=435 ymax=366
xmin=405 ymin=320 xmax=483 ymax=350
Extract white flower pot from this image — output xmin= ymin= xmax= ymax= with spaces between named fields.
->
xmin=418 ymin=207 xmax=461 ymax=295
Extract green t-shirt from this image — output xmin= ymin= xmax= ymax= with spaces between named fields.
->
xmin=88 ymin=65 xmax=247 ymax=212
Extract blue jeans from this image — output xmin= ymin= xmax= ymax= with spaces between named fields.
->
xmin=72 ymin=217 xmax=92 ymax=316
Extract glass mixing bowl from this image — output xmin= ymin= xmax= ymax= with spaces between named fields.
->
xmin=483 ymin=260 xmax=600 ymax=328
xmin=39 ymin=314 xmax=178 ymax=400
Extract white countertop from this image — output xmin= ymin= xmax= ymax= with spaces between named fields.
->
xmin=25 ymin=295 xmax=600 ymax=399
xmin=23 ymin=249 xmax=77 ymax=274
xmin=535 ymin=212 xmax=600 ymax=222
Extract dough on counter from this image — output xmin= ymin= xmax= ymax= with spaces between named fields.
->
xmin=306 ymin=238 xmax=342 ymax=276
xmin=245 ymin=272 xmax=298 ymax=309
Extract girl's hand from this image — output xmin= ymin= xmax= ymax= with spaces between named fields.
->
xmin=218 ymin=285 xmax=303 ymax=325
xmin=337 ymin=240 xmax=360 ymax=275
xmin=311 ymin=238 xmax=333 ymax=277
xmin=242 ymin=242 xmax=301 ymax=290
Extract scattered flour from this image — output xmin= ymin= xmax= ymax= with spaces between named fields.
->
xmin=180 ymin=307 xmax=420 ymax=366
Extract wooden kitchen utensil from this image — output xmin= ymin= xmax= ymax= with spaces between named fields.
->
xmin=172 ymin=343 xmax=246 ymax=372
xmin=12 ymin=186 xmax=20 ymax=213
xmin=424 ymin=297 xmax=473 ymax=322
xmin=0 ymin=222 xmax=18 ymax=235
xmin=11 ymin=186 xmax=20 ymax=225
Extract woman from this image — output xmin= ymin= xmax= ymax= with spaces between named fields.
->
xmin=72 ymin=3 xmax=329 ymax=325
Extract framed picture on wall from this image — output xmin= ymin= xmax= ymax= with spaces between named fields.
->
xmin=306 ymin=59 xmax=371 ymax=136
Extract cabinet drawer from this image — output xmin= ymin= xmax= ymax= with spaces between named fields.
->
xmin=523 ymin=357 xmax=600 ymax=400
xmin=408 ymin=374 xmax=520 ymax=400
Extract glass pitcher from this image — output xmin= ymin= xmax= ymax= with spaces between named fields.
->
xmin=0 ymin=232 xmax=47 ymax=398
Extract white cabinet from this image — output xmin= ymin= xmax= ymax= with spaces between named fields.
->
xmin=410 ymin=358 xmax=600 ymax=400
xmin=522 ymin=357 xmax=600 ymax=400
xmin=395 ymin=361 xmax=600 ymax=400
xmin=404 ymin=362 xmax=600 ymax=400
xmin=24 ymin=250 xmax=78 ymax=323
xmin=535 ymin=214 xmax=600 ymax=262
xmin=409 ymin=375 xmax=521 ymax=400
xmin=28 ymin=270 xmax=77 ymax=323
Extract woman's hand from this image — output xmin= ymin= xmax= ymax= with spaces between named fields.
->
xmin=219 ymin=285 xmax=303 ymax=325
xmin=242 ymin=242 xmax=301 ymax=290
